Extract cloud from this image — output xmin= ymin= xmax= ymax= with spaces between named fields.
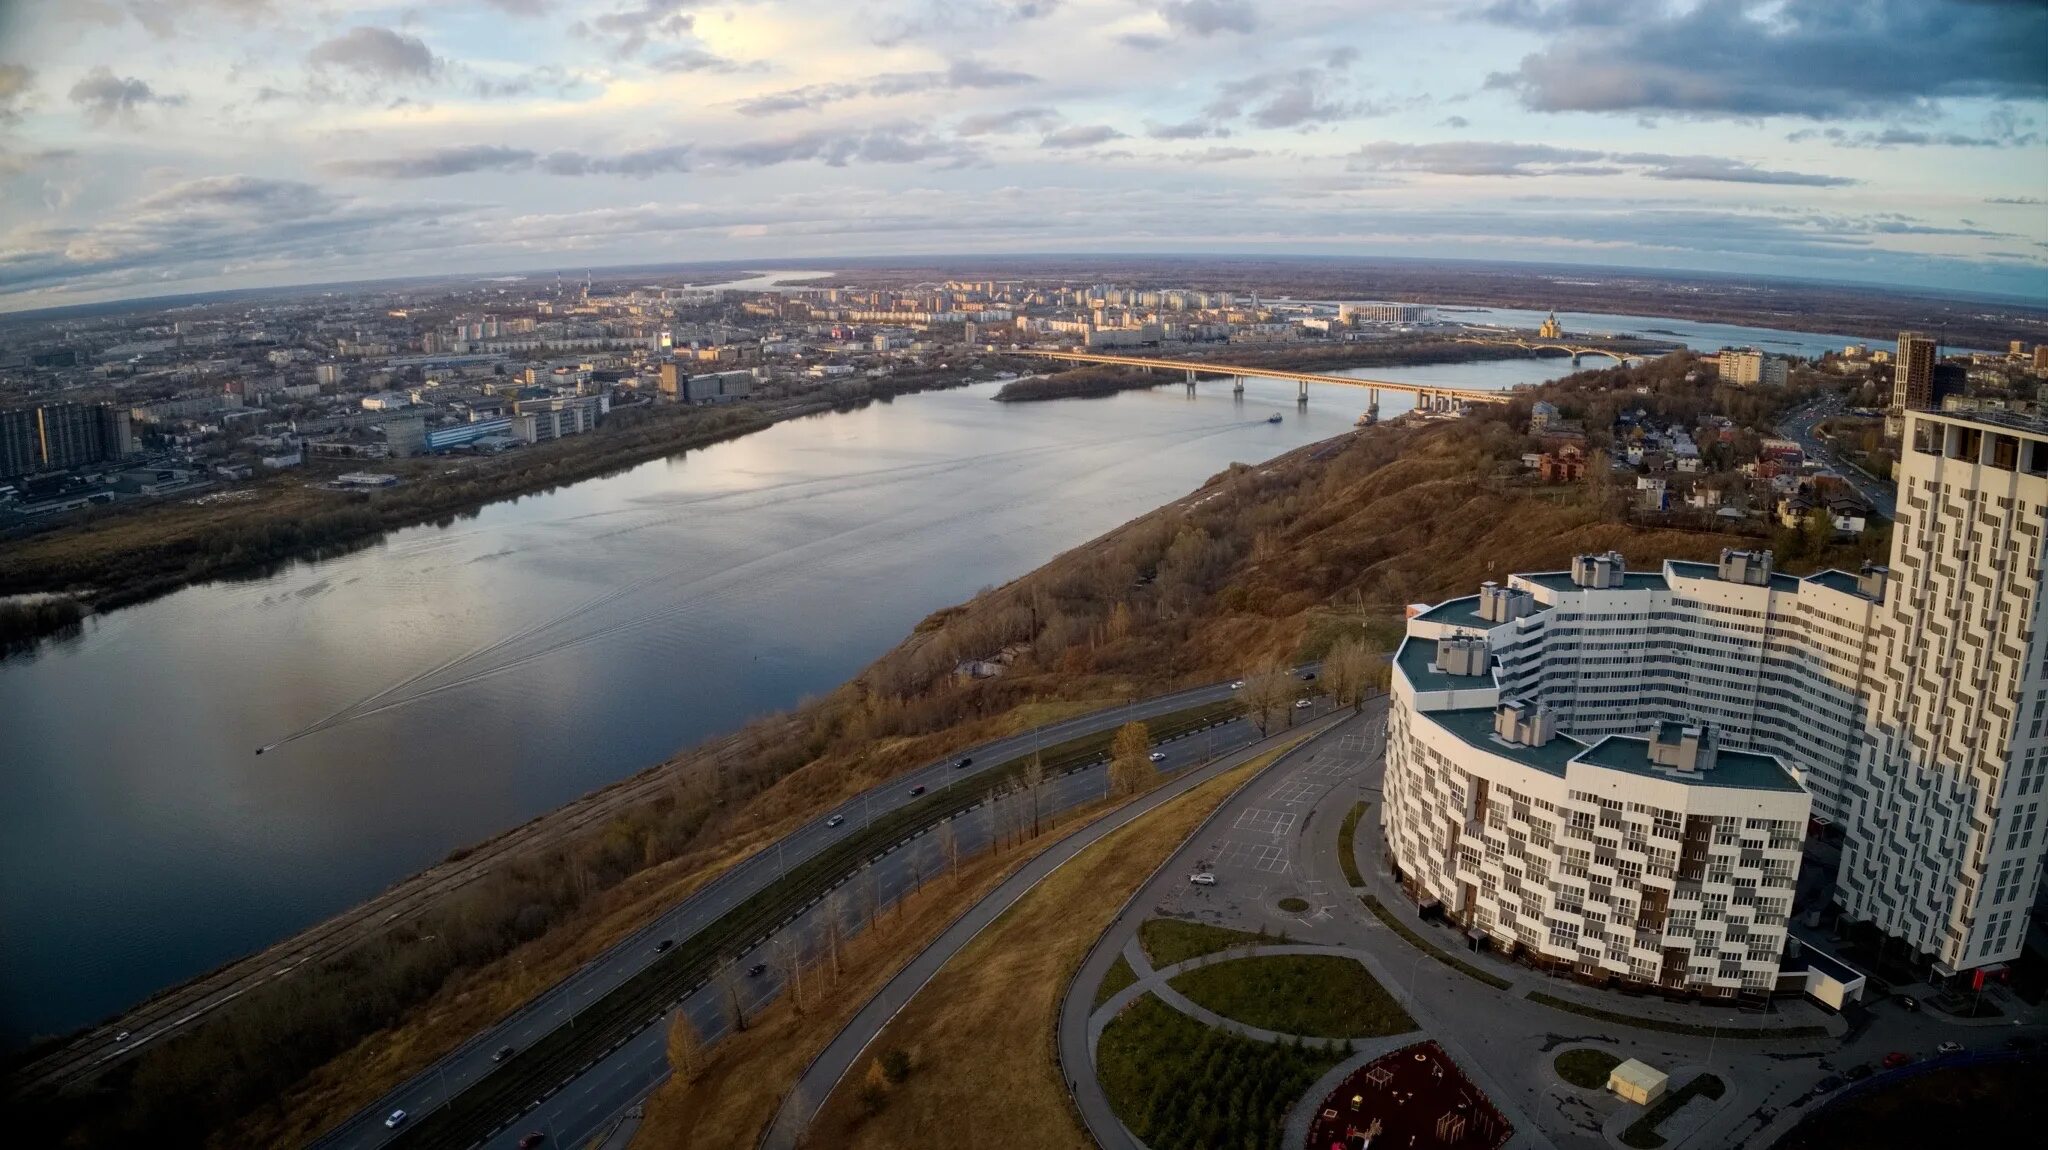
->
xmin=1116 ymin=32 xmax=1169 ymax=51
xmin=871 ymin=1 xmax=1062 ymax=49
xmin=0 ymin=63 xmax=33 ymax=125
xmin=736 ymin=58 xmax=1035 ymax=115
xmin=1485 ymin=0 xmax=2048 ymax=119
xmin=955 ymin=106 xmax=1061 ymax=135
xmin=1160 ymin=0 xmax=1257 ymax=36
xmin=1787 ymin=123 xmax=2041 ymax=149
xmin=649 ymin=47 xmax=757 ymax=74
xmin=701 ymin=126 xmax=979 ymax=168
xmin=307 ymin=26 xmax=439 ymax=80
xmin=1439 ymin=115 xmax=1469 ymax=129
xmin=1145 ymin=118 xmax=1227 ymax=140
xmin=1349 ymin=140 xmax=1855 ymax=185
xmin=1205 ymin=64 xmax=1372 ymax=130
xmin=1179 ymin=146 xmax=1259 ymax=163
xmin=1041 ymin=124 xmax=1126 ymax=148
xmin=67 ymin=67 xmax=186 ymax=124
xmin=1988 ymin=196 xmax=2045 ymax=206
xmin=481 ymin=0 xmax=550 ymax=14
xmin=325 ymin=145 xmax=539 ymax=179
xmin=577 ymin=2 xmax=701 ymax=56
xmin=539 ymin=145 xmax=694 ymax=176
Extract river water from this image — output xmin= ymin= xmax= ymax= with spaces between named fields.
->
xmin=0 ymin=315 xmax=1848 ymax=1045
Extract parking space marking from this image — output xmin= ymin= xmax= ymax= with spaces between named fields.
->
xmin=1300 ymin=759 xmax=1359 ymax=779
xmin=1266 ymin=781 xmax=1327 ymax=805
xmin=1212 ymin=840 xmax=1291 ymax=874
xmin=1233 ymin=808 xmax=1298 ymax=836
xmin=1337 ymin=734 xmax=1374 ymax=753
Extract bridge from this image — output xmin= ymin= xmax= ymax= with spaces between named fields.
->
xmin=1448 ymin=336 xmax=1643 ymax=365
xmin=1024 ymin=350 xmax=1513 ymax=420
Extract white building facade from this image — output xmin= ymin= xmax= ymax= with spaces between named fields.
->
xmin=1838 ymin=410 xmax=2048 ymax=973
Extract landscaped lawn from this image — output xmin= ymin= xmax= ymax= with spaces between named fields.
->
xmin=1169 ymin=954 xmax=1416 ymax=1039
xmin=1095 ymin=954 xmax=1139 ymax=1007
xmin=1138 ymin=917 xmax=1271 ymax=967
xmin=1097 ymin=993 xmax=1344 ymax=1150
xmin=1554 ymin=1047 xmax=1621 ymax=1089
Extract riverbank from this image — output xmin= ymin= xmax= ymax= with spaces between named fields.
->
xmin=991 ymin=339 xmax=1591 ymax=402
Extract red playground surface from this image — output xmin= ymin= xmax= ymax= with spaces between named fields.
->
xmin=1306 ymin=1040 xmax=1512 ymax=1150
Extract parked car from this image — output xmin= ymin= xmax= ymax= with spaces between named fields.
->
xmin=1895 ymin=994 xmax=1920 ymax=1012
xmin=654 ymin=938 xmax=673 ymax=952
xmin=1189 ymin=872 xmax=1216 ymax=886
xmin=385 ymin=1110 xmax=408 ymax=1129
xmin=1844 ymin=1063 xmax=1872 ymax=1081
xmin=1148 ymin=750 xmax=1167 ymax=762
xmin=909 ymin=784 xmax=926 ymax=797
xmin=1294 ymin=698 xmax=1313 ymax=709
xmin=517 ymin=1133 xmax=546 ymax=1149
xmin=826 ymin=814 xmax=845 ymax=828
xmin=747 ymin=963 xmax=768 ymax=978
xmin=1881 ymin=1052 xmax=1912 ymax=1069
xmin=1937 ymin=1040 xmax=1965 ymax=1055
xmin=1300 ymin=671 xmax=1317 ymax=681
xmin=493 ymin=1045 xmax=515 ymax=1062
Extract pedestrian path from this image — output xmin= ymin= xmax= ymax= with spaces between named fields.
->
xmin=1088 ymin=940 xmax=1418 ymax=1051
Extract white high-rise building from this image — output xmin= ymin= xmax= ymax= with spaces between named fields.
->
xmin=1838 ymin=409 xmax=2048 ymax=973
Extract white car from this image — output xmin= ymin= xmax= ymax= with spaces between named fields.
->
xmin=1149 ymin=751 xmax=1167 ymax=762
xmin=826 ymin=814 xmax=845 ymax=828
xmin=1189 ymin=872 xmax=1216 ymax=886
xmin=385 ymin=1110 xmax=408 ymax=1129
xmin=1230 ymin=680 xmax=1245 ymax=689
xmin=1294 ymin=698 xmax=1313 ymax=709
xmin=113 ymin=1030 xmax=130 ymax=1043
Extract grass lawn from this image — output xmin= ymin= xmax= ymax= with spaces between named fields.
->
xmin=1620 ymin=1073 xmax=1723 ymax=1149
xmin=1098 ymin=994 xmax=1344 ymax=1150
xmin=1095 ymin=955 xmax=1139 ymax=1008
xmin=1554 ymin=1047 xmax=1621 ymax=1089
xmin=1277 ymin=897 xmax=1310 ymax=913
xmin=1170 ymin=954 xmax=1416 ymax=1039
xmin=1139 ymin=918 xmax=1273 ymax=968
xmin=1774 ymin=1059 xmax=2048 ymax=1150
xmin=1337 ymin=802 xmax=1368 ymax=887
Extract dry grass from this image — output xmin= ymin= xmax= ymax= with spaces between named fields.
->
xmin=627 ymin=799 xmax=1114 ymax=1149
xmin=805 ymin=742 xmax=1296 ymax=1150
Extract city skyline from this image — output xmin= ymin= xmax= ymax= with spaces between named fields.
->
xmin=2 ymin=0 xmax=2046 ymax=311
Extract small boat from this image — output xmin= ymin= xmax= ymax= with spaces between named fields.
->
xmin=1267 ymin=412 xmax=1283 ymax=424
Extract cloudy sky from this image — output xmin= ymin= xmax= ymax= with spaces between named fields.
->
xmin=0 ymin=0 xmax=2044 ymax=311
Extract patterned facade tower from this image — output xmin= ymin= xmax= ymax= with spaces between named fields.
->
xmin=1839 ymin=410 xmax=2048 ymax=973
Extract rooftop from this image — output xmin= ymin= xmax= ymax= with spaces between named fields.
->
xmin=1517 ymin=569 xmax=1669 ymax=595
xmin=1427 ymin=706 xmax=1585 ymax=778
xmin=1395 ymin=635 xmax=1494 ymax=694
xmin=1412 ymin=595 xmax=1489 ymax=629
xmin=1664 ymin=559 xmax=1801 ymax=593
xmin=1575 ymin=734 xmax=1805 ymax=792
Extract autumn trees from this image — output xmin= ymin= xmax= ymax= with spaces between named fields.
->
xmin=1109 ymin=721 xmax=1160 ymax=796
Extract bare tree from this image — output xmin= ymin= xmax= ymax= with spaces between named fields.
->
xmin=666 ymin=1009 xmax=709 ymax=1084
xmin=1109 ymin=721 xmax=1157 ymax=796
xmin=937 ymin=818 xmax=961 ymax=884
xmin=774 ymin=937 xmax=806 ymax=1015
xmin=820 ymin=890 xmax=847 ymax=979
xmin=717 ymin=957 xmax=749 ymax=1034
xmin=1242 ymin=662 xmax=1295 ymax=735
xmin=1023 ymin=752 xmax=1046 ymax=837
xmin=1324 ymin=635 xmax=1375 ymax=713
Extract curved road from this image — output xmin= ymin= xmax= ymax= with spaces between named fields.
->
xmin=760 ymin=711 xmax=1347 ymax=1149
xmin=315 ymin=673 xmax=1322 ymax=1150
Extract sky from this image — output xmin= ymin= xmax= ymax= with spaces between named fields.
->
xmin=0 ymin=0 xmax=2044 ymax=311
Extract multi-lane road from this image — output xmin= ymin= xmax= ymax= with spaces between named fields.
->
xmin=1779 ymin=396 xmax=1896 ymax=520
xmin=315 ymin=675 xmax=1327 ymax=1150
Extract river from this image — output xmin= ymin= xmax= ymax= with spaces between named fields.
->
xmin=0 ymin=313 xmax=1844 ymax=1045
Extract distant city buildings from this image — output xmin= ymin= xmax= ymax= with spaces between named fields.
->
xmin=1717 ymin=348 xmax=1788 ymax=387
xmin=0 ymin=402 xmax=135 ymax=480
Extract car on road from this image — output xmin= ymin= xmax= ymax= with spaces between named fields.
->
xmin=1189 ymin=872 xmax=1216 ymax=886
xmin=1230 ymin=680 xmax=1245 ymax=689
xmin=1300 ymin=671 xmax=1317 ymax=681
xmin=1294 ymin=698 xmax=1313 ymax=709
xmin=1895 ymin=993 xmax=1920 ymax=1012
xmin=493 ymin=1044 xmax=515 ymax=1062
xmin=1844 ymin=1063 xmax=1872 ymax=1081
xmin=385 ymin=1110 xmax=407 ymax=1129
xmin=518 ymin=1133 xmax=546 ymax=1149
xmin=747 ymin=962 xmax=769 ymax=977
xmin=1881 ymin=1052 xmax=1912 ymax=1069
xmin=1937 ymin=1040 xmax=1965 ymax=1055
xmin=1149 ymin=750 xmax=1167 ymax=762
xmin=113 ymin=1030 xmax=129 ymax=1043
xmin=909 ymin=784 xmax=926 ymax=796
xmin=955 ymin=756 xmax=972 ymax=768
xmin=826 ymin=814 xmax=845 ymax=827
xmin=654 ymin=938 xmax=673 ymax=952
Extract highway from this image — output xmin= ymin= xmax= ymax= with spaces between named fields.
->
xmin=1779 ymin=396 xmax=1897 ymax=520
xmin=314 ymin=674 xmax=1323 ymax=1150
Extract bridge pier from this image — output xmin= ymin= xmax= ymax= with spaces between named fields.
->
xmin=1571 ymin=353 xmax=1582 ymax=366
xmin=1232 ymin=375 xmax=1244 ymax=395
xmin=1364 ymin=388 xmax=1380 ymax=425
xmin=1186 ymin=368 xmax=1198 ymax=395
xmin=1297 ymin=379 xmax=1308 ymax=406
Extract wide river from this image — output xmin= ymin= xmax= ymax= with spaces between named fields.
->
xmin=0 ymin=317 xmax=1866 ymax=1046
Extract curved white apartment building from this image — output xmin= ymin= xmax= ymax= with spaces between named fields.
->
xmin=1384 ymin=549 xmax=1877 ymax=995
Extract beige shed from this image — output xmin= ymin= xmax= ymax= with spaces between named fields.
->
xmin=1607 ymin=1058 xmax=1669 ymax=1105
